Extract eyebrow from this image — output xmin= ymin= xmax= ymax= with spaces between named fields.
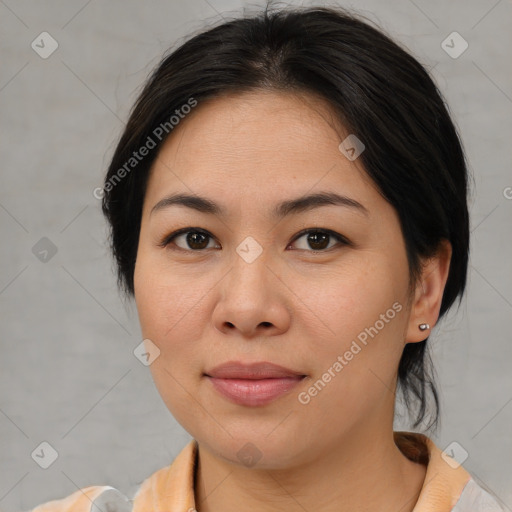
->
xmin=150 ymin=191 xmax=369 ymax=218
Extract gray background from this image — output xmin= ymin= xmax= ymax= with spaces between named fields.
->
xmin=1 ymin=0 xmax=511 ymax=510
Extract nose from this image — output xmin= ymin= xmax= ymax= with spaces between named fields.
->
xmin=211 ymin=248 xmax=291 ymax=339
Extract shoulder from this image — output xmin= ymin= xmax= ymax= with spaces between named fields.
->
xmin=452 ymin=478 xmax=506 ymax=512
xmin=26 ymin=440 xmax=197 ymax=512
xmin=27 ymin=485 xmax=137 ymax=512
xmin=394 ymin=432 xmax=506 ymax=512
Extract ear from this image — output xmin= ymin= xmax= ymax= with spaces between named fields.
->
xmin=405 ymin=239 xmax=452 ymax=343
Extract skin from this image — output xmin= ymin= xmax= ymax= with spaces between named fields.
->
xmin=133 ymin=90 xmax=452 ymax=512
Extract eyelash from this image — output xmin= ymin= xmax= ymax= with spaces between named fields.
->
xmin=158 ymin=227 xmax=351 ymax=253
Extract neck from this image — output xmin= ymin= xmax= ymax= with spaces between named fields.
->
xmin=194 ymin=425 xmax=427 ymax=512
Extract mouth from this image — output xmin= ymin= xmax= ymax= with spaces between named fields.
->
xmin=204 ymin=361 xmax=307 ymax=407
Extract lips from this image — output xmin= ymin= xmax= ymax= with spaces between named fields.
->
xmin=204 ymin=361 xmax=306 ymax=406
xmin=205 ymin=361 xmax=305 ymax=379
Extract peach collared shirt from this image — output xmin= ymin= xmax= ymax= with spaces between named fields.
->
xmin=29 ymin=432 xmax=505 ymax=512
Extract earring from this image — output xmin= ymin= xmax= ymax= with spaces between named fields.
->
xmin=418 ymin=323 xmax=430 ymax=331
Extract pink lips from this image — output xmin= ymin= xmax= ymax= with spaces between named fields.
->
xmin=205 ymin=361 xmax=306 ymax=406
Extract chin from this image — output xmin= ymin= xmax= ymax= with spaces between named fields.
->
xmin=193 ymin=425 xmax=315 ymax=470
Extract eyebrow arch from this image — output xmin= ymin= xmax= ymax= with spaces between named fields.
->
xmin=150 ymin=191 xmax=369 ymax=218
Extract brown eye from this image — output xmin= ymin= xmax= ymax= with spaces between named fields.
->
xmin=306 ymin=231 xmax=329 ymax=250
xmin=161 ymin=227 xmax=349 ymax=253
xmin=161 ymin=229 xmax=218 ymax=251
xmin=183 ymin=231 xmax=210 ymax=250
xmin=290 ymin=229 xmax=350 ymax=252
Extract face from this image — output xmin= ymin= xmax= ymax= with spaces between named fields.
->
xmin=134 ymin=90 xmax=415 ymax=468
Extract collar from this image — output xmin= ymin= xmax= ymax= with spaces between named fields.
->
xmin=132 ymin=432 xmax=471 ymax=512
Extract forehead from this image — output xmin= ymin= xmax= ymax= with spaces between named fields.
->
xmin=145 ymin=90 xmax=378 ymax=211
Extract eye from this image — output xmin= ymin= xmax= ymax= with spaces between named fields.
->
xmin=159 ymin=227 xmax=350 ymax=252
xmin=159 ymin=228 xmax=219 ymax=251
xmin=288 ymin=229 xmax=350 ymax=252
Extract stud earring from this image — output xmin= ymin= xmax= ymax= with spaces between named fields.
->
xmin=418 ymin=323 xmax=430 ymax=331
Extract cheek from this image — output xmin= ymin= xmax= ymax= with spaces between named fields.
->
xmin=135 ymin=241 xmax=191 ymax=334
xmin=134 ymin=253 xmax=208 ymax=421
xmin=133 ymin=249 xmax=214 ymax=375
xmin=295 ymin=255 xmax=406 ymax=343
xmin=293 ymin=255 xmax=409 ymax=408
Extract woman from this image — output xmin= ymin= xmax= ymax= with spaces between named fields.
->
xmin=31 ymin=4 xmax=505 ymax=512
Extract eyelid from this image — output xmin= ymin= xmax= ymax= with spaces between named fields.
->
xmin=158 ymin=227 xmax=216 ymax=249
xmin=289 ymin=228 xmax=352 ymax=249
xmin=159 ymin=227 xmax=351 ymax=251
